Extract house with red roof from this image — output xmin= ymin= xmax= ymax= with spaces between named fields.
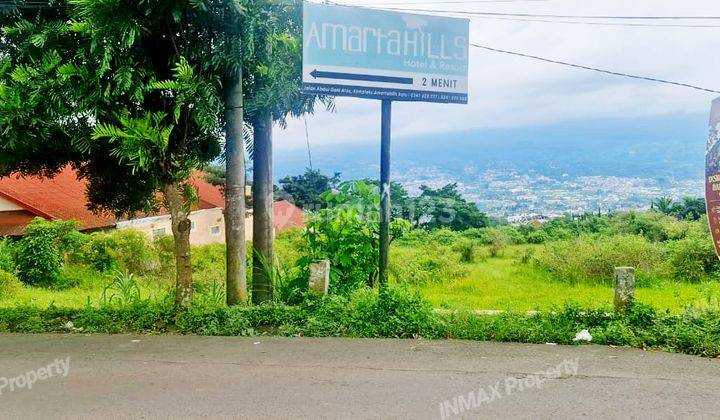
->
xmin=0 ymin=166 xmax=305 ymax=244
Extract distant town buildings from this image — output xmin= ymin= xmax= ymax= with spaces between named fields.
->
xmin=399 ymin=167 xmax=702 ymax=224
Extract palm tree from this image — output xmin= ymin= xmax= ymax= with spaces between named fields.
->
xmin=652 ymin=197 xmax=676 ymax=215
xmin=678 ymin=197 xmax=706 ymax=221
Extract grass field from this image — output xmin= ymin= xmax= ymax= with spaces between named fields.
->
xmin=0 ymin=274 xmax=169 ymax=310
xmin=416 ymin=245 xmax=720 ymax=313
xmin=2 ymin=241 xmax=719 ymax=314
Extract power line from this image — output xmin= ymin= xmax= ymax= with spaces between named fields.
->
xmin=447 ymin=14 xmax=720 ymax=28
xmin=333 ymin=2 xmax=720 ymax=28
xmin=303 ymin=115 xmax=314 ymax=171
xmin=362 ymin=0 xmax=551 ymax=4
xmin=471 ymin=43 xmax=720 ymax=94
xmin=483 ymin=16 xmax=720 ymax=28
xmin=364 ymin=6 xmax=720 ymax=20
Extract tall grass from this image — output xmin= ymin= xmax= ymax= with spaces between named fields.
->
xmin=533 ymin=234 xmax=668 ymax=285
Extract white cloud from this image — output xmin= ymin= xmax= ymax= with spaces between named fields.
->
xmin=275 ymin=0 xmax=720 ymax=150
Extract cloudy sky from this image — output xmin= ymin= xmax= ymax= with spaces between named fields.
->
xmin=275 ymin=0 xmax=720 ymax=151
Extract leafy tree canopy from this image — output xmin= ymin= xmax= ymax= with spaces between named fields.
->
xmin=652 ymin=196 xmax=706 ymax=221
xmin=278 ymin=168 xmax=341 ymax=210
xmin=412 ymin=183 xmax=489 ymax=231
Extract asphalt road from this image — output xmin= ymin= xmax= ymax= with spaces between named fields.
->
xmin=0 ymin=334 xmax=718 ymax=419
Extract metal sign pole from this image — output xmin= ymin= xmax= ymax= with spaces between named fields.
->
xmin=301 ymin=4 xmax=469 ymax=289
xmin=379 ymin=99 xmax=392 ymax=287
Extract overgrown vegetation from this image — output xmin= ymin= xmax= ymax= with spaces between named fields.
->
xmin=301 ymin=181 xmax=411 ymax=291
xmin=0 ymin=293 xmax=718 ymax=357
xmin=0 ymin=197 xmax=718 ymax=357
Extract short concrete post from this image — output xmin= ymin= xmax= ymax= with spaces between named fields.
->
xmin=309 ymin=260 xmax=330 ymax=295
xmin=614 ymin=267 xmax=635 ymax=312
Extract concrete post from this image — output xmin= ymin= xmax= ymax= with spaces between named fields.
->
xmin=614 ymin=267 xmax=635 ymax=312
xmin=309 ymin=260 xmax=331 ymax=295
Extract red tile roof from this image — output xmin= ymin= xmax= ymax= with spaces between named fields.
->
xmin=273 ymin=200 xmax=305 ymax=233
xmin=0 ymin=210 xmax=38 ymax=236
xmin=0 ymin=167 xmax=116 ymax=232
xmin=0 ymin=166 xmax=228 ymax=236
xmin=191 ymin=171 xmax=225 ymax=209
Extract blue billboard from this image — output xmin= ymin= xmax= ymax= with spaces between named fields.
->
xmin=302 ymin=3 xmax=469 ymax=104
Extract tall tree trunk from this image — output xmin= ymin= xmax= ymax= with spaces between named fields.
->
xmin=164 ymin=182 xmax=193 ymax=307
xmin=252 ymin=112 xmax=274 ymax=304
xmin=224 ymin=74 xmax=247 ymax=305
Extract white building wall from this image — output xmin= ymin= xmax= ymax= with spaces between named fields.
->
xmin=116 ymin=208 xmax=257 ymax=245
xmin=0 ymin=196 xmax=23 ymax=212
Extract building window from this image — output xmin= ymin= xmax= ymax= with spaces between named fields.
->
xmin=210 ymin=226 xmax=221 ymax=236
xmin=152 ymin=228 xmax=167 ymax=240
xmin=190 ymin=221 xmax=196 ymax=231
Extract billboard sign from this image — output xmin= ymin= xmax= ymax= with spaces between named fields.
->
xmin=302 ymin=3 xmax=469 ymax=104
xmin=705 ymin=97 xmax=720 ymax=257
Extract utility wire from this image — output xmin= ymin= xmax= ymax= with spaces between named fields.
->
xmin=303 ymin=115 xmax=314 ymax=171
xmin=363 ymin=0 xmax=551 ymax=5
xmin=470 ymin=15 xmax=720 ymax=28
xmin=362 ymin=6 xmax=720 ymax=20
xmin=471 ymin=43 xmax=720 ymax=94
xmin=332 ymin=2 xmax=720 ymax=28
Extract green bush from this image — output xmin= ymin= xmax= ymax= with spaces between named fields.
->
xmin=154 ymin=234 xmax=176 ymax=276
xmin=14 ymin=219 xmax=69 ymax=286
xmin=390 ymin=244 xmax=469 ymax=285
xmin=452 ymin=239 xmax=476 ymax=263
xmin=302 ymin=181 xmax=410 ymax=292
xmin=82 ymin=232 xmax=115 ymax=271
xmin=534 ymin=234 xmax=667 ymax=285
xmin=667 ymin=236 xmax=719 ymax=282
xmin=537 ymin=215 xmax=609 ymax=241
xmin=192 ymin=243 xmax=225 ymax=290
xmin=425 ymin=228 xmax=461 ymax=245
xmin=492 ymin=226 xmax=525 ymax=245
xmin=0 ymin=270 xmax=22 ymax=299
xmin=0 ymin=297 xmax=718 ymax=357
xmin=526 ymin=229 xmax=550 ymax=244
xmin=297 ymin=287 xmax=440 ymax=338
xmin=75 ymin=230 xmax=161 ymax=275
xmin=609 ymin=212 xmax=675 ymax=242
xmin=52 ymin=265 xmax=109 ymax=291
xmin=482 ymin=228 xmax=513 ymax=257
xmin=397 ymin=228 xmax=431 ymax=245
xmin=111 ymin=230 xmax=159 ymax=275
xmin=62 ymin=230 xmax=90 ymax=262
xmin=0 ymin=238 xmax=16 ymax=272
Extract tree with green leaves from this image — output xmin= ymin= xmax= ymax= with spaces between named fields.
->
xmin=303 ymin=180 xmax=411 ymax=291
xmin=0 ymin=0 xmax=249 ymax=306
xmin=242 ymin=0 xmax=331 ymax=303
xmin=676 ymin=197 xmax=706 ymax=221
xmin=652 ymin=197 xmax=679 ymax=216
xmin=279 ymin=169 xmax=341 ymax=210
xmin=362 ymin=179 xmax=411 ymax=221
xmin=652 ymin=196 xmax=706 ymax=221
xmin=411 ymin=183 xmax=489 ymax=231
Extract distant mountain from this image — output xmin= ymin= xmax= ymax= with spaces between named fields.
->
xmin=276 ymin=114 xmax=707 ymax=217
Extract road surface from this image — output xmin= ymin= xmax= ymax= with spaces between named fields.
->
xmin=0 ymin=334 xmax=718 ymax=419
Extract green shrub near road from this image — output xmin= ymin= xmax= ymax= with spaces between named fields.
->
xmin=74 ymin=230 xmax=161 ymax=275
xmin=533 ymin=231 xmax=720 ymax=284
xmin=1 ymin=210 xmax=719 ymax=335
xmin=14 ymin=219 xmax=73 ymax=286
xmin=0 ymin=290 xmax=718 ymax=357
xmin=389 ymin=243 xmax=469 ymax=285
xmin=0 ymin=270 xmax=22 ymax=299
xmin=0 ymin=239 xmax=15 ymax=273
xmin=533 ymin=234 xmax=668 ymax=285
xmin=666 ymin=235 xmax=719 ymax=283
